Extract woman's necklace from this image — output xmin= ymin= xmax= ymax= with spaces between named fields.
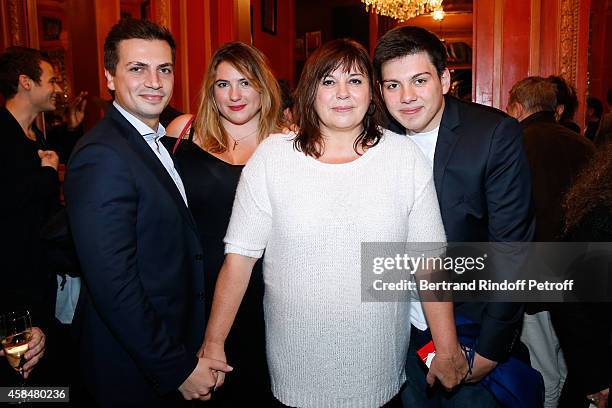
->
xmin=228 ymin=128 xmax=258 ymax=150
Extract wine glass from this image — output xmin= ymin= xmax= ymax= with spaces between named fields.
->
xmin=0 ymin=310 xmax=32 ymax=387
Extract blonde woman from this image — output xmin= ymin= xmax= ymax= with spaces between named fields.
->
xmin=162 ymin=41 xmax=282 ymax=405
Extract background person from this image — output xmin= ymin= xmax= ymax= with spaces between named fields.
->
xmin=0 ymin=46 xmax=64 ymax=384
xmin=278 ymin=78 xmax=294 ymax=125
xmin=547 ymin=75 xmax=581 ymax=134
xmin=42 ymin=89 xmax=88 ymax=163
xmin=550 ymin=141 xmax=612 ymax=408
xmin=507 ymin=76 xmax=594 ymax=242
xmin=585 ymin=97 xmax=603 ymax=141
xmin=507 ymin=76 xmax=595 ymax=408
xmin=595 ymin=88 xmax=612 ymax=147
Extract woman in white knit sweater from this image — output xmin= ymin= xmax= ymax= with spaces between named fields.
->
xmin=201 ymin=39 xmax=464 ymax=407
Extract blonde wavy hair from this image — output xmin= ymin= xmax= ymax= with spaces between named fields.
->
xmin=192 ymin=42 xmax=282 ymax=152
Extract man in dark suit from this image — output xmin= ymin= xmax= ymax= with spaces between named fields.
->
xmin=507 ymin=76 xmax=595 ymax=407
xmin=64 ymin=19 xmax=231 ymax=407
xmin=373 ymin=26 xmax=535 ymax=407
xmin=508 ymin=76 xmax=594 ymax=242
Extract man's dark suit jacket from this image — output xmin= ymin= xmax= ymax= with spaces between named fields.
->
xmin=434 ymin=95 xmax=535 ymax=362
xmin=520 ymin=111 xmax=594 ymax=241
xmin=64 ymin=106 xmax=205 ymax=407
xmin=520 ymin=112 xmax=601 ymax=405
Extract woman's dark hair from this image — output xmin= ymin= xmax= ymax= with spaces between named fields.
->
xmin=104 ymin=18 xmax=176 ymax=75
xmin=587 ymin=97 xmax=603 ymax=119
xmin=563 ymin=141 xmax=612 ymax=233
xmin=293 ymin=39 xmax=382 ymax=158
xmin=547 ymin=75 xmax=578 ymax=121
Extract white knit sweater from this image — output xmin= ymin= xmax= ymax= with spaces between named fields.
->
xmin=224 ymin=130 xmax=446 ymax=407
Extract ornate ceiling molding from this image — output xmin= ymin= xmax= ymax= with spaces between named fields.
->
xmin=559 ymin=0 xmax=578 ymax=86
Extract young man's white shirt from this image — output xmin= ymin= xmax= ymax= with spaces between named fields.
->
xmin=408 ymin=126 xmax=439 ymax=330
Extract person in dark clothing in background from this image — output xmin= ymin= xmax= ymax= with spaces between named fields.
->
xmin=507 ymin=76 xmax=595 ymax=407
xmin=0 ymin=46 xmax=59 ymax=384
xmin=42 ymin=90 xmax=87 ymax=163
xmin=548 ymin=75 xmax=581 ymax=134
xmin=507 ymin=77 xmax=594 ymax=242
xmin=595 ymin=88 xmax=612 ymax=147
xmin=552 ymin=141 xmax=612 ymax=408
xmin=585 ymin=97 xmax=603 ymax=141
xmin=278 ymin=78 xmax=294 ymax=125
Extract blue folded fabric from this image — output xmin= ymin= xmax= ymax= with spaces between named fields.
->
xmin=454 ymin=315 xmax=545 ymax=408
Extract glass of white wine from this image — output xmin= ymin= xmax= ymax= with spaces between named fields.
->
xmin=0 ymin=310 xmax=32 ymax=387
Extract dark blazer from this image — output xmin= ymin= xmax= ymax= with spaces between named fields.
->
xmin=434 ymin=96 xmax=535 ymax=362
xmin=520 ymin=111 xmax=594 ymax=241
xmin=64 ymin=106 xmax=205 ymax=407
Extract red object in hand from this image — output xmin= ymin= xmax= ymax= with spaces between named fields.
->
xmin=417 ymin=340 xmax=436 ymax=368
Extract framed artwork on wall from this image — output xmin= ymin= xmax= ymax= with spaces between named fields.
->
xmin=262 ymin=0 xmax=277 ymax=35
xmin=42 ymin=17 xmax=62 ymax=41
xmin=37 ymin=4 xmax=66 ymax=48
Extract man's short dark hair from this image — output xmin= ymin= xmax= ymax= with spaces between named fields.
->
xmin=104 ymin=18 xmax=176 ymax=75
xmin=373 ymin=26 xmax=447 ymax=81
xmin=0 ymin=46 xmax=52 ymax=99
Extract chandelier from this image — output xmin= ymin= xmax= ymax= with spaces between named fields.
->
xmin=362 ymin=0 xmax=444 ymax=22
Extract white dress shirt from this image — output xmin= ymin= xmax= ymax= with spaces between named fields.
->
xmin=113 ymin=101 xmax=188 ymax=206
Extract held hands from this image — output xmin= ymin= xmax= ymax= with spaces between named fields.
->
xmin=426 ymin=343 xmax=469 ymax=390
xmin=464 ymin=352 xmax=498 ymax=383
xmin=197 ymin=341 xmax=228 ymax=391
xmin=38 ymin=150 xmax=59 ymax=171
xmin=178 ymin=356 xmax=232 ymax=401
xmin=66 ymin=91 xmax=88 ymax=129
xmin=23 ymin=327 xmax=46 ymax=378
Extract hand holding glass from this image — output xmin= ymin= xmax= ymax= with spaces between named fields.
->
xmin=0 ymin=310 xmax=33 ymax=380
